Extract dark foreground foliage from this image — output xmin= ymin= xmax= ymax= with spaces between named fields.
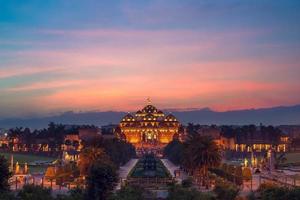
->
xmin=86 ymin=160 xmax=118 ymax=200
xmin=255 ymin=183 xmax=300 ymax=200
xmin=17 ymin=184 xmax=53 ymax=200
xmin=0 ymin=155 xmax=11 ymax=192
xmin=109 ymin=185 xmax=146 ymax=200
xmin=167 ymin=184 xmax=215 ymax=200
xmin=163 ymin=139 xmax=183 ymax=165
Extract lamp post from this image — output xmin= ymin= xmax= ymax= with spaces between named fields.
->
xmin=15 ymin=177 xmax=18 ymax=190
xmin=267 ymin=146 xmax=275 ymax=173
xmin=251 ymin=175 xmax=253 ymax=191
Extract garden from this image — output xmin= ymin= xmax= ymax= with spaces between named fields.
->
xmin=128 ymin=154 xmax=172 ymax=178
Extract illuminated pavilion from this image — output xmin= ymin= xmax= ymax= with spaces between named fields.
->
xmin=115 ymin=102 xmax=181 ymax=149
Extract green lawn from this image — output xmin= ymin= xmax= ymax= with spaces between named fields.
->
xmin=0 ymin=152 xmax=55 ymax=164
xmin=0 ymin=152 xmax=55 ymax=173
xmin=28 ymin=165 xmax=49 ymax=173
xmin=284 ymin=152 xmax=300 ymax=164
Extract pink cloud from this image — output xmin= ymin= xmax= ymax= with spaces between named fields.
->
xmin=5 ymin=80 xmax=86 ymax=92
xmin=1 ymin=28 xmax=299 ymax=116
xmin=18 ymin=74 xmax=298 ymax=113
xmin=0 ymin=66 xmax=62 ymax=79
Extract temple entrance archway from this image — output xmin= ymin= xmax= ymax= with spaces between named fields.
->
xmin=142 ymin=130 xmax=158 ymax=143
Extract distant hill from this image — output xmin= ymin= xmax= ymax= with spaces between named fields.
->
xmin=0 ymin=105 xmax=300 ymax=129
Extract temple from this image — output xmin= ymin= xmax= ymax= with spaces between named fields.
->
xmin=115 ymin=101 xmax=182 ymax=151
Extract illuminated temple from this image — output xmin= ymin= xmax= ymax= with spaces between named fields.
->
xmin=115 ymin=102 xmax=181 ymax=149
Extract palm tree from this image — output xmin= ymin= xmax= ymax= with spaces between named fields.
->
xmin=183 ymin=134 xmax=222 ymax=188
xmin=77 ymin=147 xmax=110 ymax=176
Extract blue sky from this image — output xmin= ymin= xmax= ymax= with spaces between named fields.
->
xmin=0 ymin=0 xmax=300 ymax=118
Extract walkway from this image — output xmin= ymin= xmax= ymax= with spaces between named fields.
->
xmin=240 ymin=170 xmax=300 ymax=196
xmin=160 ymin=159 xmax=188 ymax=184
xmin=116 ymin=158 xmax=138 ymax=190
xmin=240 ymin=174 xmax=260 ymax=196
xmin=259 ymin=171 xmax=300 ymax=188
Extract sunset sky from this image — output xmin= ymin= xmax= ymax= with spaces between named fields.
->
xmin=0 ymin=0 xmax=300 ymax=118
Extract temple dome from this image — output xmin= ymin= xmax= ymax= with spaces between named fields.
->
xmin=165 ymin=114 xmax=177 ymax=121
xmin=156 ymin=110 xmax=164 ymax=117
xmin=142 ymin=104 xmax=158 ymax=114
xmin=136 ymin=110 xmax=142 ymax=114
xmin=144 ymin=113 xmax=156 ymax=121
xmin=122 ymin=113 xmax=135 ymax=121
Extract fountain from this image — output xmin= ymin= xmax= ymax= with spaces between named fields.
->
xmin=127 ymin=153 xmax=173 ymax=189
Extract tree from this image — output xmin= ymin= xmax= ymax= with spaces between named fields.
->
xmin=101 ymin=139 xmax=136 ymax=167
xmin=247 ymin=192 xmax=257 ymax=200
xmin=183 ymin=135 xmax=222 ymax=188
xmin=242 ymin=167 xmax=252 ymax=181
xmin=55 ymin=162 xmax=80 ymax=186
xmin=17 ymin=184 xmax=53 ymax=200
xmin=0 ymin=192 xmax=15 ymax=200
xmin=164 ymin=139 xmax=184 ymax=165
xmin=214 ymin=180 xmax=240 ymax=200
xmin=257 ymin=183 xmax=300 ymax=200
xmin=86 ymin=160 xmax=118 ymax=200
xmin=186 ymin=123 xmax=202 ymax=135
xmin=0 ymin=156 xmax=11 ymax=192
xmin=109 ymin=186 xmax=146 ymax=200
xmin=257 ymin=183 xmax=287 ymax=200
xmin=78 ymin=146 xmax=120 ymax=200
xmin=56 ymin=187 xmax=85 ymax=200
xmin=78 ymin=147 xmax=110 ymax=176
xmin=167 ymin=184 xmax=215 ymax=200
xmin=286 ymin=187 xmax=300 ymax=199
xmin=87 ymin=138 xmax=136 ymax=167
xmin=181 ymin=178 xmax=193 ymax=188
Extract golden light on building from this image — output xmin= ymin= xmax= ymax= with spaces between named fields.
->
xmin=115 ymin=102 xmax=181 ymax=149
xmin=244 ymin=158 xmax=248 ymax=167
xmin=15 ymin=162 xmax=20 ymax=174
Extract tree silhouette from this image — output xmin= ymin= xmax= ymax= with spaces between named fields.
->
xmin=0 ymin=156 xmax=11 ymax=192
xmin=183 ymin=135 xmax=221 ymax=188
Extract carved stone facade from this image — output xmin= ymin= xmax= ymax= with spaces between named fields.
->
xmin=115 ymin=103 xmax=181 ymax=149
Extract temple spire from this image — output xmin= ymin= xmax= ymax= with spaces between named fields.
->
xmin=146 ymin=97 xmax=151 ymax=104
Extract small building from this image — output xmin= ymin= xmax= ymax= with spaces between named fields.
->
xmin=62 ymin=134 xmax=82 ymax=151
xmin=9 ymin=136 xmax=23 ymax=152
xmin=34 ymin=138 xmax=50 ymax=152
xmin=220 ymin=127 xmax=290 ymax=153
xmin=0 ymin=133 xmax=9 ymax=149
xmin=63 ymin=150 xmax=80 ymax=162
xmin=62 ymin=134 xmax=82 ymax=162
xmin=219 ymin=136 xmax=236 ymax=150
